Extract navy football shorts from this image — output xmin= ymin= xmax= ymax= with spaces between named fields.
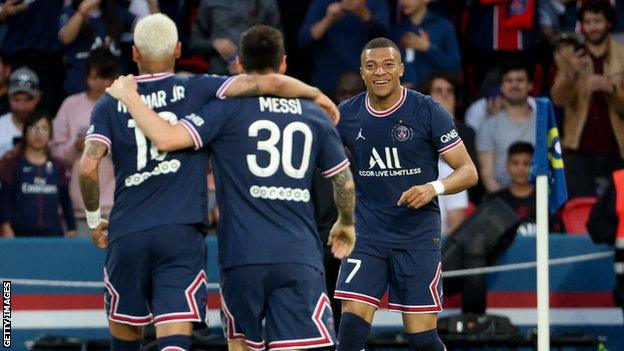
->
xmin=103 ymin=224 xmax=207 ymax=326
xmin=220 ymin=263 xmax=336 ymax=350
xmin=335 ymin=240 xmax=443 ymax=313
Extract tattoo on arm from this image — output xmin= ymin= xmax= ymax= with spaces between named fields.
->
xmin=332 ymin=168 xmax=355 ymax=225
xmin=79 ymin=140 xmax=107 ymax=211
xmin=230 ymin=75 xmax=262 ymax=97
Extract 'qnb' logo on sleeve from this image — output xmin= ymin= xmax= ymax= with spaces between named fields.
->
xmin=440 ymin=129 xmax=458 ymax=144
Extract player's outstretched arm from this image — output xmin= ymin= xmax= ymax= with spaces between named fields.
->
xmin=223 ymin=74 xmax=340 ymax=124
xmin=106 ymin=75 xmax=194 ymax=152
xmin=328 ymin=167 xmax=356 ymax=259
xmin=79 ymin=140 xmax=109 ymax=249
xmin=398 ymin=143 xmax=478 ymax=210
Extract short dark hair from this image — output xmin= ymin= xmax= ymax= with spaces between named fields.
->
xmin=500 ymin=61 xmax=532 ymax=82
xmin=507 ymin=141 xmax=534 ymax=159
xmin=361 ymin=37 xmax=401 ymax=58
xmin=578 ymin=0 xmax=617 ymax=29
xmin=239 ymin=24 xmax=284 ymax=73
xmin=86 ymin=47 xmax=118 ymax=78
xmin=420 ymin=72 xmax=460 ymax=96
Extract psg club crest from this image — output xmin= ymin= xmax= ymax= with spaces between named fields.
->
xmin=391 ymin=124 xmax=413 ymax=142
xmin=509 ymin=0 xmax=528 ymax=15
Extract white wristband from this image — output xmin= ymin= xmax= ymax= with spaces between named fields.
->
xmin=86 ymin=208 xmax=102 ymax=229
xmin=428 ymin=180 xmax=445 ymax=196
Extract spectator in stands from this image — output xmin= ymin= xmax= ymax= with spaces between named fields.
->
xmin=552 ymin=0 xmax=624 ymax=197
xmin=190 ymin=0 xmax=281 ymax=75
xmin=0 ymin=0 xmax=63 ymax=113
xmin=59 ymin=0 xmax=147 ymax=95
xmin=422 ymin=72 xmax=483 ymax=203
xmin=477 ymin=62 xmax=536 ymax=193
xmin=0 ymin=111 xmax=76 ymax=237
xmin=0 ymin=51 xmax=12 ymax=116
xmin=0 ymin=68 xmax=41 ymax=159
xmin=465 ymin=0 xmax=545 ymax=91
xmin=539 ymin=0 xmax=576 ymax=43
xmin=51 ymin=48 xmax=116 ymax=237
xmin=393 ymin=0 xmax=460 ymax=89
xmin=485 ymin=142 xmax=537 ymax=236
xmin=298 ymin=0 xmax=389 ymax=95
xmin=335 ymin=70 xmax=365 ymax=102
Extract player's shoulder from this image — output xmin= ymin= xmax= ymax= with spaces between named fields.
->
xmin=338 ymin=91 xmax=367 ymax=113
xmin=94 ymin=94 xmax=117 ymax=112
xmin=337 ymin=91 xmax=368 ymax=124
xmin=404 ymin=88 xmax=449 ymax=120
xmin=299 ymin=98 xmax=335 ymax=127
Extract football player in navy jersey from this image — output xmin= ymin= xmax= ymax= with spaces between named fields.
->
xmin=105 ymin=24 xmax=356 ymax=351
xmin=333 ymin=38 xmax=478 ymax=351
xmin=79 ymin=15 xmax=340 ymax=351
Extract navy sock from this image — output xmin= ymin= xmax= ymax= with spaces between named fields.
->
xmin=111 ymin=336 xmax=141 ymax=351
xmin=337 ymin=312 xmax=371 ymax=351
xmin=157 ymin=334 xmax=192 ymax=351
xmin=404 ymin=329 xmax=445 ymax=351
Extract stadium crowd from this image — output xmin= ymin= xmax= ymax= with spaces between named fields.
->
xmin=0 ymin=0 xmax=622 ymax=242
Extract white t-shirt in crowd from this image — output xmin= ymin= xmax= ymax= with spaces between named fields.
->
xmin=438 ymin=160 xmax=468 ymax=235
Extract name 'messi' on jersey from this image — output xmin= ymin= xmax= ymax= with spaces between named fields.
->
xmin=359 ymin=146 xmax=422 ymax=178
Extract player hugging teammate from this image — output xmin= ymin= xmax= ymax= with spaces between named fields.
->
xmin=80 ymin=13 xmax=476 ymax=351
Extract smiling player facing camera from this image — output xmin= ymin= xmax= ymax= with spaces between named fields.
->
xmin=334 ymin=38 xmax=478 ymax=351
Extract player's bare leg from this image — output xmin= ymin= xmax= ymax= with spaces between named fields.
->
xmin=227 ymin=339 xmax=248 ymax=351
xmin=402 ymin=313 xmax=445 ymax=350
xmin=155 ymin=322 xmax=193 ymax=350
xmin=337 ymin=300 xmax=376 ymax=351
xmin=109 ymin=321 xmax=143 ymax=351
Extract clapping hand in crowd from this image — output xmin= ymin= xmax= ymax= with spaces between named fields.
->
xmin=401 ymin=29 xmax=431 ymax=52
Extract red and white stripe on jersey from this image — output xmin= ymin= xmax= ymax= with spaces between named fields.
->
xmin=321 ymin=159 xmax=350 ymax=178
xmin=85 ymin=134 xmax=112 ymax=150
xmin=216 ymin=75 xmax=240 ymax=100
xmin=220 ymin=293 xmax=266 ymax=351
xmin=179 ymin=119 xmax=203 ymax=150
xmin=267 ymin=293 xmax=334 ymax=350
xmin=365 ymin=87 xmax=407 ymax=118
xmin=135 ymin=72 xmax=175 ymax=83
xmin=153 ymin=270 xmax=208 ymax=325
xmin=103 ymin=269 xmax=154 ymax=326
xmin=333 ymin=290 xmax=381 ymax=308
xmin=387 ymin=263 xmax=443 ymax=313
xmin=438 ymin=139 xmax=463 ymax=155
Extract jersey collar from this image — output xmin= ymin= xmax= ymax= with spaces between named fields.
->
xmin=135 ymin=72 xmax=175 ymax=83
xmin=365 ymin=87 xmax=407 ymax=118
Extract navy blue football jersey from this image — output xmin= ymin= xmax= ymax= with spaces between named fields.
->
xmin=179 ymin=97 xmax=349 ymax=270
xmin=86 ymin=72 xmax=236 ymax=240
xmin=338 ymin=87 xmax=462 ymax=249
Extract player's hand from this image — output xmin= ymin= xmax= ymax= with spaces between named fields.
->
xmin=397 ymin=184 xmax=436 ymax=209
xmin=313 ymin=93 xmax=340 ymax=124
xmin=106 ymin=75 xmax=138 ymax=100
xmin=328 ymin=220 xmax=355 ymax=259
xmin=91 ymin=219 xmax=109 ymax=249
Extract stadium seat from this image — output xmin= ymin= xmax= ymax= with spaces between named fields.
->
xmin=561 ymin=197 xmax=597 ymax=235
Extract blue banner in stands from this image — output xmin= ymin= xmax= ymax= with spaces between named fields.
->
xmin=530 ymin=97 xmax=568 ymax=213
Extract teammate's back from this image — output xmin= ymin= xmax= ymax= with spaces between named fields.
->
xmin=87 ymin=73 xmax=233 ymax=240
xmin=181 ymin=96 xmax=349 ymax=269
